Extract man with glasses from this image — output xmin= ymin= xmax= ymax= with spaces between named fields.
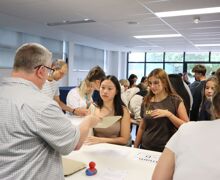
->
xmin=41 ymin=59 xmax=75 ymax=114
xmin=0 ymin=43 xmax=101 ymax=179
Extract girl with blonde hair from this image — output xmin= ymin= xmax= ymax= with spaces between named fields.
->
xmin=67 ymin=79 xmax=94 ymax=116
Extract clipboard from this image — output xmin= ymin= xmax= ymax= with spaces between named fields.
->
xmin=95 ymin=116 xmax=122 ymax=128
xmin=62 ymin=157 xmax=86 ymax=176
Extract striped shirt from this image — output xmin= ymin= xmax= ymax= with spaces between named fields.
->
xmin=41 ymin=80 xmax=60 ymax=99
xmin=0 ymin=77 xmax=80 ymax=180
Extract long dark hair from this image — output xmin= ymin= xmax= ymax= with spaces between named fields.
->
xmin=96 ymin=75 xmax=125 ymax=116
xmin=168 ymin=74 xmax=190 ymax=114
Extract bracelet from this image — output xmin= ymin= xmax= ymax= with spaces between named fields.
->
xmin=72 ymin=108 xmax=76 ymax=114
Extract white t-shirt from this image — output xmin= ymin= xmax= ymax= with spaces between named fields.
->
xmin=66 ymin=87 xmax=87 ymax=109
xmin=41 ymin=80 xmax=60 ymax=99
xmin=166 ymin=120 xmax=220 ymax=180
xmin=129 ymin=94 xmax=143 ymax=119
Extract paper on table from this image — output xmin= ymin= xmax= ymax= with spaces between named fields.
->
xmin=95 ymin=116 xmax=122 ymax=128
xmin=134 ymin=152 xmax=160 ymax=164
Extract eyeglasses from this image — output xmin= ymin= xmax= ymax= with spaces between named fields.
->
xmin=34 ymin=65 xmax=55 ymax=76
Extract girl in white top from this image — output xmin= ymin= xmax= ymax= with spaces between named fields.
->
xmin=67 ymin=79 xmax=94 ymax=116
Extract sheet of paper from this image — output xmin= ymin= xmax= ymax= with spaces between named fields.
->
xmin=134 ymin=152 xmax=160 ymax=164
xmin=95 ymin=116 xmax=121 ymax=128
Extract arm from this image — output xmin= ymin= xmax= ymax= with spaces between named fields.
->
xmin=151 ymin=101 xmax=189 ymax=128
xmin=169 ymin=102 xmax=189 ymax=127
xmin=85 ymin=107 xmax=131 ymax=145
xmin=66 ymin=88 xmax=90 ymax=116
xmin=134 ymin=118 xmax=146 ymax=148
xmin=75 ymin=114 xmax=100 ymax=150
xmin=54 ymin=95 xmax=74 ymax=113
xmin=152 ymin=148 xmax=175 ymax=180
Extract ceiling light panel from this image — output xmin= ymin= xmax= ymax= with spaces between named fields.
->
xmin=155 ymin=7 xmax=220 ymax=17
xmin=134 ymin=34 xmax=182 ymax=38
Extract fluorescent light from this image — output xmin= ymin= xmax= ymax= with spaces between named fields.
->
xmin=133 ymin=34 xmax=182 ymax=39
xmin=155 ymin=7 xmax=220 ymax=17
xmin=195 ymin=44 xmax=220 ymax=47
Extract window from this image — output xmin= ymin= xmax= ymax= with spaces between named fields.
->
xmin=165 ymin=63 xmax=183 ymax=74
xmin=211 ymin=52 xmax=220 ymax=62
xmin=147 ymin=52 xmax=163 ymax=62
xmin=127 ymin=51 xmax=220 ymax=81
xmin=128 ymin=52 xmax=145 ymax=62
xmin=128 ymin=63 xmax=145 ymax=83
xmin=146 ymin=63 xmax=163 ymax=76
xmin=165 ymin=52 xmax=183 ymax=62
xmin=185 ymin=52 xmax=209 ymax=62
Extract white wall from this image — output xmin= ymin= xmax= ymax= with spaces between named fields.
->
xmin=105 ymin=50 xmax=127 ymax=80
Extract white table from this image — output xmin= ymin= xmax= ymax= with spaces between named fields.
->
xmin=64 ymin=143 xmax=161 ymax=180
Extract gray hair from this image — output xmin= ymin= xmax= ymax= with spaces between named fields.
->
xmin=13 ymin=43 xmax=52 ymax=73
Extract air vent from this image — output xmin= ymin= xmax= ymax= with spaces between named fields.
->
xmin=47 ymin=19 xmax=96 ymax=26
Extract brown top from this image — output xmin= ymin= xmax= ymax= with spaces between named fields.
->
xmin=141 ymin=95 xmax=182 ymax=152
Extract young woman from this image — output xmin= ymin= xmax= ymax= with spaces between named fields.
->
xmin=198 ymin=76 xmax=218 ymax=120
xmin=85 ymin=75 xmax=131 ymax=145
xmin=152 ymin=87 xmax=220 ymax=180
xmin=67 ymin=79 xmax=94 ymax=116
xmin=134 ymin=68 xmax=189 ymax=152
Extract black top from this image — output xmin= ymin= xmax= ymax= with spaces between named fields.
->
xmin=198 ymin=99 xmax=212 ymax=121
xmin=190 ymin=80 xmax=206 ymax=121
xmin=140 ymin=95 xmax=182 ymax=152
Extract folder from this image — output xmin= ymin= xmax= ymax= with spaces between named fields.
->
xmin=62 ymin=157 xmax=86 ymax=176
xmin=95 ymin=116 xmax=122 ymax=128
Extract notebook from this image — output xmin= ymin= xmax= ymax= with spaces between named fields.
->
xmin=95 ymin=116 xmax=122 ymax=128
xmin=62 ymin=157 xmax=86 ymax=176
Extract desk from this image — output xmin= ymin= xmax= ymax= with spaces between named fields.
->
xmin=64 ymin=143 xmax=161 ymax=180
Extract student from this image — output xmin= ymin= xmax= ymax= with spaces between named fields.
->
xmin=85 ymin=75 xmax=131 ymax=146
xmin=41 ymin=59 xmax=74 ymax=114
xmin=129 ymin=80 xmax=148 ymax=120
xmin=66 ymin=79 xmax=94 ymax=116
xmin=86 ymin=65 xmax=105 ymax=91
xmin=168 ymin=74 xmax=192 ymax=116
xmin=198 ymin=76 xmax=218 ymax=120
xmin=128 ymin=74 xmax=138 ymax=88
xmin=134 ymin=68 xmax=189 ymax=152
xmin=152 ymin=90 xmax=220 ymax=180
xmin=86 ymin=65 xmax=106 ymax=103
xmin=0 ymin=43 xmax=101 ymax=179
xmin=119 ymin=79 xmax=130 ymax=93
xmin=190 ymin=64 xmax=206 ymax=121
